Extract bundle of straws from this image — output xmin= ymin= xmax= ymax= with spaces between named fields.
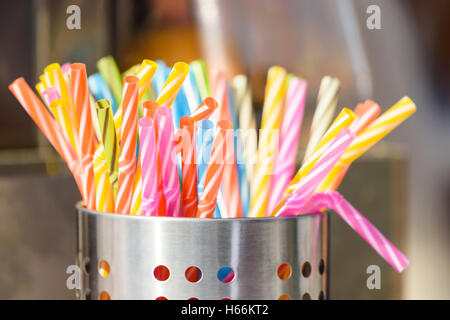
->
xmin=9 ymin=56 xmax=416 ymax=272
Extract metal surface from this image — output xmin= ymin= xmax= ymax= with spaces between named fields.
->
xmin=77 ymin=204 xmax=329 ymax=300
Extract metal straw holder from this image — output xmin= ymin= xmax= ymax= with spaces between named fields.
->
xmin=76 ymin=203 xmax=329 ymax=300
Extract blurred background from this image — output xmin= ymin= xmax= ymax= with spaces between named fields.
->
xmin=0 ymin=0 xmax=449 ymax=299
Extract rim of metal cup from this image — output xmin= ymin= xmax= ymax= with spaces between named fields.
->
xmin=76 ymin=201 xmax=321 ymax=222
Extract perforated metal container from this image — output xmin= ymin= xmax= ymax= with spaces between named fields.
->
xmin=76 ymin=203 xmax=329 ymax=300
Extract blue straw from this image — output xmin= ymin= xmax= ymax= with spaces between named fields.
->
xmin=88 ymin=73 xmax=119 ymax=114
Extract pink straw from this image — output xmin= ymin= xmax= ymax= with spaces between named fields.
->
xmin=139 ymin=117 xmax=159 ymax=216
xmin=277 ymin=128 xmax=354 ymax=217
xmin=42 ymin=86 xmax=61 ymax=107
xmin=268 ymin=78 xmax=307 ymax=214
xmin=156 ymin=107 xmax=182 ymax=217
xmin=296 ymin=191 xmax=409 ymax=272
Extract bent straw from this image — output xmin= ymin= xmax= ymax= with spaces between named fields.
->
xmin=197 ymin=120 xmax=234 ymax=218
xmin=70 ymin=63 xmax=97 ymax=210
xmin=139 ymin=117 xmax=159 ymax=216
xmin=267 ymin=77 xmax=307 ymax=215
xmin=8 ymin=78 xmax=84 ymax=199
xmin=296 ymin=191 xmax=409 ymax=272
xmin=249 ymin=66 xmax=287 ymax=217
xmin=318 ymin=97 xmax=416 ymax=192
xmin=95 ymin=99 xmax=119 ymax=197
xmin=115 ymin=76 xmax=139 ymax=214
xmin=156 ymin=107 xmax=182 ymax=217
xmin=180 ymin=116 xmax=198 ymax=217
xmin=303 ymin=76 xmax=340 ymax=160
xmin=276 ymin=128 xmax=354 ymax=217
xmin=93 ymin=144 xmax=115 ymax=212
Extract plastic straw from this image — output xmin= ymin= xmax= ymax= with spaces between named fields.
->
xmin=317 ymin=100 xmax=381 ymax=191
xmin=190 ymin=60 xmax=210 ymax=100
xmin=303 ymin=76 xmax=340 ymax=160
xmin=296 ymin=191 xmax=409 ymax=272
xmin=42 ymin=86 xmax=61 ymax=107
xmin=139 ymin=117 xmax=159 ymax=216
xmin=88 ymin=73 xmax=119 ymax=114
xmin=156 ymin=62 xmax=189 ymax=108
xmin=93 ymin=143 xmax=115 ymax=212
xmin=210 ymin=71 xmax=244 ymax=217
xmin=49 ymin=98 xmax=80 ymax=157
xmin=180 ymin=116 xmax=198 ymax=217
xmin=142 ymin=101 xmax=167 ymax=216
xmin=70 ymin=63 xmax=97 ymax=210
xmin=8 ymin=78 xmax=84 ymax=199
xmin=115 ymin=76 xmax=139 ymax=214
xmin=318 ymin=97 xmax=416 ymax=192
xmin=276 ymin=128 xmax=354 ymax=217
xmin=197 ymin=120 xmax=233 ymax=218
xmin=97 ymin=55 xmax=123 ymax=106
xmin=267 ymin=77 xmax=307 ymax=214
xmin=156 ymin=107 xmax=182 ymax=217
xmin=231 ymin=75 xmax=257 ymax=184
xmin=249 ymin=66 xmax=287 ymax=217
xmin=95 ymin=99 xmax=119 ymax=196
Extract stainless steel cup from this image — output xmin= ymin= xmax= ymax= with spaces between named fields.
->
xmin=76 ymin=203 xmax=329 ymax=300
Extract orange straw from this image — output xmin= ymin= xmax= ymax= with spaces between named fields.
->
xmin=115 ymin=76 xmax=139 ymax=214
xmin=8 ymin=78 xmax=84 ymax=199
xmin=70 ymin=63 xmax=97 ymax=210
xmin=197 ymin=120 xmax=234 ymax=218
xmin=180 ymin=116 xmax=198 ymax=217
xmin=328 ymin=100 xmax=381 ymax=190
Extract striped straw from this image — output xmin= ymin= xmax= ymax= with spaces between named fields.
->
xmin=197 ymin=120 xmax=234 ymax=218
xmin=93 ymin=144 xmax=115 ymax=213
xmin=303 ymin=76 xmax=340 ymax=160
xmin=42 ymin=86 xmax=61 ymax=107
xmin=316 ymin=100 xmax=381 ymax=192
xmin=114 ymin=60 xmax=159 ymax=142
xmin=317 ymin=97 xmax=416 ymax=193
xmin=297 ymin=191 xmax=409 ymax=272
xmin=70 ymin=63 xmax=97 ymax=210
xmin=156 ymin=107 xmax=182 ymax=217
xmin=95 ymin=99 xmax=119 ymax=197
xmin=180 ymin=116 xmax=198 ymax=217
xmin=267 ymin=77 xmax=307 ymax=214
xmin=276 ymin=128 xmax=354 ymax=217
xmin=156 ymin=62 xmax=189 ymax=108
xmin=49 ymin=98 xmax=80 ymax=157
xmin=210 ymin=71 xmax=244 ymax=218
xmin=8 ymin=78 xmax=84 ymax=199
xmin=115 ymin=76 xmax=139 ymax=214
xmin=97 ymin=56 xmax=123 ymax=106
xmin=139 ymin=117 xmax=159 ymax=216
xmin=249 ymin=66 xmax=287 ymax=217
